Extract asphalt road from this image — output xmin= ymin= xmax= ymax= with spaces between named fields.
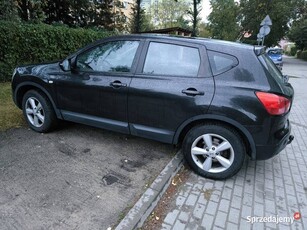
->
xmin=0 ymin=123 xmax=174 ymax=230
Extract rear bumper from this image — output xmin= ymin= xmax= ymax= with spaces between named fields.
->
xmin=254 ymin=120 xmax=293 ymax=160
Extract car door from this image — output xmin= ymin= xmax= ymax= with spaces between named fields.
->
xmin=128 ymin=39 xmax=215 ymax=143
xmin=55 ymin=39 xmax=142 ymax=134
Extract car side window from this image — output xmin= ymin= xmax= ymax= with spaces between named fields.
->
xmin=142 ymin=42 xmax=200 ymax=77
xmin=76 ymin=40 xmax=139 ymax=73
xmin=208 ymin=50 xmax=238 ymax=75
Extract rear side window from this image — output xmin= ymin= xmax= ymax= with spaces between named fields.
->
xmin=208 ymin=51 xmax=238 ymax=75
xmin=143 ymin=42 xmax=200 ymax=77
xmin=258 ymin=53 xmax=283 ymax=84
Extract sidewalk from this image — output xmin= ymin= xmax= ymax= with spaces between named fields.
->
xmin=159 ymin=77 xmax=307 ymax=230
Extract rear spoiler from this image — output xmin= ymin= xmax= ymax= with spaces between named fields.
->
xmin=254 ymin=46 xmax=266 ymax=56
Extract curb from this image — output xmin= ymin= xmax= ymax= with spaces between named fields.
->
xmin=115 ymin=151 xmax=184 ymax=230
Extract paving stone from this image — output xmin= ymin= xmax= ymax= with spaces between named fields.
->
xmin=228 ymin=208 xmax=240 ymax=224
xmin=185 ymin=193 xmax=198 ymax=206
xmin=192 ymin=204 xmax=206 ymax=220
xmin=214 ymin=211 xmax=227 ymax=229
xmin=231 ymin=195 xmax=242 ymax=209
xmin=226 ymin=222 xmax=239 ymax=230
xmin=164 ymin=209 xmax=180 ymax=226
xmin=218 ymin=199 xmax=230 ymax=213
xmin=176 ymin=195 xmax=186 ymax=208
xmin=178 ymin=211 xmax=190 ymax=222
xmin=205 ymin=201 xmax=218 ymax=216
xmin=172 ymin=219 xmax=186 ymax=230
xmin=201 ymin=214 xmax=214 ymax=229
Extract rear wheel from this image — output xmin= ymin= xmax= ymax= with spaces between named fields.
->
xmin=182 ymin=124 xmax=245 ymax=180
xmin=22 ymin=90 xmax=57 ymax=133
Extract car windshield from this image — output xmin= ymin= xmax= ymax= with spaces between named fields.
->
xmin=268 ymin=49 xmax=282 ymax=55
xmin=258 ymin=53 xmax=284 ymax=84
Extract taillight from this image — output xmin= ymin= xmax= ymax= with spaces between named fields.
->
xmin=256 ymin=92 xmax=291 ymax=115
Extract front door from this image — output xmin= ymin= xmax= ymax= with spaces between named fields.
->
xmin=55 ymin=39 xmax=141 ymax=133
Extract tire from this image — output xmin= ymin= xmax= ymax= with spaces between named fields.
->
xmin=22 ymin=90 xmax=57 ymax=133
xmin=182 ymin=123 xmax=245 ymax=180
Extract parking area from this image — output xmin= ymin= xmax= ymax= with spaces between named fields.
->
xmin=158 ymin=56 xmax=307 ymax=230
xmin=0 ymin=123 xmax=174 ymax=229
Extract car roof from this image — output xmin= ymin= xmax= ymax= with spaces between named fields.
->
xmin=104 ymin=34 xmax=256 ymax=52
xmin=69 ymin=34 xmax=260 ymax=60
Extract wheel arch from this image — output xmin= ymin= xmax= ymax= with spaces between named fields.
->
xmin=15 ymin=82 xmax=62 ymax=119
xmin=173 ymin=115 xmax=256 ymax=160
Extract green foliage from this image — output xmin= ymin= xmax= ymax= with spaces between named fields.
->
xmin=288 ymin=19 xmax=307 ymax=50
xmin=297 ymin=50 xmax=302 ymax=58
xmin=16 ymin=0 xmax=45 ymax=22
xmin=149 ymin=0 xmax=190 ymax=30
xmin=11 ymin=0 xmax=126 ymax=30
xmin=290 ymin=46 xmax=297 ymax=56
xmin=208 ymin=0 xmax=240 ymax=41
xmin=301 ymin=50 xmax=307 ymax=60
xmin=239 ymin=0 xmax=300 ymax=46
xmin=0 ymin=21 xmax=113 ymax=82
xmin=198 ymin=22 xmax=211 ymax=38
xmin=188 ymin=0 xmax=202 ymax=36
xmin=129 ymin=0 xmax=153 ymax=33
xmin=0 ymin=0 xmax=19 ymax=21
xmin=0 ymin=82 xmax=24 ymax=131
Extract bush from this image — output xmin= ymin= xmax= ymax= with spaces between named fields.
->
xmin=301 ymin=50 xmax=307 ymax=61
xmin=0 ymin=21 xmax=113 ymax=82
xmin=297 ymin=50 xmax=302 ymax=59
xmin=290 ymin=46 xmax=297 ymax=56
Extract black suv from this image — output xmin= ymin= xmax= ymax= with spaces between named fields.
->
xmin=12 ymin=35 xmax=294 ymax=179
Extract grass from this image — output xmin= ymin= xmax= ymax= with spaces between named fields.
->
xmin=0 ymin=82 xmax=25 ymax=131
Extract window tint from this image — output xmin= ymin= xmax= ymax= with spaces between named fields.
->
xmin=208 ymin=51 xmax=238 ymax=75
xmin=76 ymin=40 xmax=139 ymax=73
xmin=143 ymin=42 xmax=200 ymax=77
xmin=267 ymin=49 xmax=282 ymax=55
xmin=259 ymin=53 xmax=283 ymax=84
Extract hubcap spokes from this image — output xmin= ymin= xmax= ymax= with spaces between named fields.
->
xmin=191 ymin=134 xmax=234 ymax=173
xmin=25 ymin=97 xmax=44 ymax=127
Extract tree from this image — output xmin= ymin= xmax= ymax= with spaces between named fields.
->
xmin=188 ymin=0 xmax=202 ymax=36
xmin=208 ymin=0 xmax=239 ymax=41
xmin=287 ymin=0 xmax=307 ymax=50
xmin=152 ymin=0 xmax=190 ymax=29
xmin=129 ymin=1 xmax=154 ymax=33
xmin=129 ymin=0 xmax=142 ymax=32
xmin=0 ymin=0 xmax=19 ymax=21
xmin=42 ymin=0 xmax=73 ymax=26
xmin=288 ymin=19 xmax=307 ymax=50
xmin=198 ymin=22 xmax=211 ymax=38
xmin=89 ymin=0 xmax=114 ymax=29
xmin=16 ymin=0 xmax=45 ymax=22
xmin=239 ymin=0 xmax=301 ymax=46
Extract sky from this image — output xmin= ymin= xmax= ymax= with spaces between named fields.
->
xmin=201 ymin=0 xmax=211 ymax=22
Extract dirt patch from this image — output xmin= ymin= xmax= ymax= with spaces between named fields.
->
xmin=141 ymin=165 xmax=191 ymax=230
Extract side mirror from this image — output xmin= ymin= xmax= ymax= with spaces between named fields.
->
xmin=283 ymin=75 xmax=289 ymax=83
xmin=59 ymin=59 xmax=71 ymax=71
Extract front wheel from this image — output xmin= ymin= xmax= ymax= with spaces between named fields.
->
xmin=182 ymin=124 xmax=246 ymax=180
xmin=22 ymin=90 xmax=57 ymax=133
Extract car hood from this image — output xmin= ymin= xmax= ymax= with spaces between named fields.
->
xmin=16 ymin=61 xmax=61 ymax=77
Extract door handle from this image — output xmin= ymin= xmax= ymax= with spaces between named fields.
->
xmin=110 ymin=81 xmax=127 ymax=88
xmin=182 ymin=88 xmax=204 ymax=96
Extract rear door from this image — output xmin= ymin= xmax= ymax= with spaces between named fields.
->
xmin=128 ymin=39 xmax=215 ymax=143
